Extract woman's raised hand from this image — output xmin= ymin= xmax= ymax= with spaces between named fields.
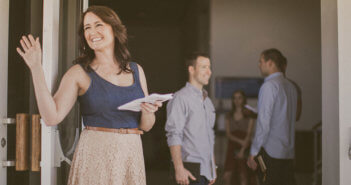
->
xmin=16 ymin=34 xmax=42 ymax=70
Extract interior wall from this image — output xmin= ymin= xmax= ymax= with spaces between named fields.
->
xmin=210 ymin=0 xmax=322 ymax=130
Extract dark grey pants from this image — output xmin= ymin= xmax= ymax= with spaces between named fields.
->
xmin=189 ymin=176 xmax=209 ymax=185
xmin=257 ymin=149 xmax=296 ymax=185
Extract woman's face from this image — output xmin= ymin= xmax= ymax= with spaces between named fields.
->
xmin=83 ymin=12 xmax=115 ymax=52
xmin=233 ymin=92 xmax=244 ymax=108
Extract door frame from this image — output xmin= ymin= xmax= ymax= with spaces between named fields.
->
xmin=40 ymin=0 xmax=88 ymax=184
xmin=40 ymin=0 xmax=60 ymax=184
xmin=321 ymin=0 xmax=351 ymax=184
xmin=0 ymin=0 xmax=10 ymax=184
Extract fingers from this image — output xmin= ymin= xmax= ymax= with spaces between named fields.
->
xmin=188 ymin=171 xmax=196 ymax=181
xmin=177 ymin=179 xmax=189 ymax=185
xmin=252 ymin=161 xmax=257 ymax=170
xmin=28 ymin=35 xmax=36 ymax=45
xmin=247 ymin=157 xmax=257 ymax=170
xmin=22 ymin=35 xmax=32 ymax=48
xmin=19 ymin=35 xmax=40 ymax=51
xmin=154 ymin=100 xmax=163 ymax=107
xmin=20 ymin=39 xmax=29 ymax=51
xmin=209 ymin=179 xmax=216 ymax=185
xmin=184 ymin=179 xmax=189 ymax=185
xmin=141 ymin=103 xmax=159 ymax=113
xmin=36 ymin=37 xmax=41 ymax=49
xmin=16 ymin=47 xmax=25 ymax=57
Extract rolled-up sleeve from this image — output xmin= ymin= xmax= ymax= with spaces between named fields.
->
xmin=165 ymin=95 xmax=187 ymax=146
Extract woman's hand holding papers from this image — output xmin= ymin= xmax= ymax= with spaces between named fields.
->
xmin=140 ymin=101 xmax=162 ymax=114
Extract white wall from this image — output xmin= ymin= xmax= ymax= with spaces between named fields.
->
xmin=210 ymin=0 xmax=321 ymax=130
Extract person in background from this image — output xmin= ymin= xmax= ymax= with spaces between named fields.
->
xmin=247 ymin=48 xmax=297 ymax=185
xmin=165 ymin=53 xmax=217 ymax=185
xmin=223 ymin=90 xmax=256 ymax=185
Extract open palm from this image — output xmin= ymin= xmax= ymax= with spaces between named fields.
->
xmin=16 ymin=34 xmax=42 ymax=69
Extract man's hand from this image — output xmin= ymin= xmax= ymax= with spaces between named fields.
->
xmin=175 ymin=167 xmax=196 ymax=185
xmin=209 ymin=178 xmax=216 ymax=185
xmin=247 ymin=155 xmax=257 ymax=170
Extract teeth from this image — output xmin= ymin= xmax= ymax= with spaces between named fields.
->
xmin=92 ymin=38 xmax=102 ymax=42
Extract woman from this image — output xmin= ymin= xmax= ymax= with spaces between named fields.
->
xmin=223 ymin=90 xmax=256 ymax=185
xmin=16 ymin=6 xmax=161 ymax=185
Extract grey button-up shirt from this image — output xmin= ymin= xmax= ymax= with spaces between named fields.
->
xmin=250 ymin=72 xmax=297 ymax=159
xmin=165 ymin=82 xmax=216 ymax=180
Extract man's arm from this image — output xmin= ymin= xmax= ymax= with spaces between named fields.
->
xmin=170 ymin=146 xmax=196 ymax=185
xmin=165 ymin=96 xmax=195 ymax=185
xmin=248 ymin=83 xmax=276 ymax=169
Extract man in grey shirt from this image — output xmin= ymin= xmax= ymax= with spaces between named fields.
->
xmin=247 ymin=48 xmax=297 ymax=185
xmin=165 ymin=53 xmax=216 ymax=185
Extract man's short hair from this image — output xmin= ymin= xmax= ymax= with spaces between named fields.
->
xmin=261 ymin=48 xmax=287 ymax=72
xmin=186 ymin=52 xmax=210 ymax=68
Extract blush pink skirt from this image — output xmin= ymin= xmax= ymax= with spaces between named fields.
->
xmin=67 ymin=129 xmax=146 ymax=185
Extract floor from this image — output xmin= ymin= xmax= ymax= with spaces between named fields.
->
xmin=146 ymin=170 xmax=316 ymax=185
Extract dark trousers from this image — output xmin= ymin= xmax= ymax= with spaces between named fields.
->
xmin=257 ymin=149 xmax=296 ymax=185
xmin=170 ymin=176 xmax=209 ymax=185
xmin=189 ymin=176 xmax=209 ymax=185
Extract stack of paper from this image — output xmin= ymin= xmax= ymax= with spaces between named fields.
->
xmin=118 ymin=93 xmax=173 ymax=112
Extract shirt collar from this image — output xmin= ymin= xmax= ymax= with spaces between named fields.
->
xmin=186 ymin=82 xmax=208 ymax=99
xmin=264 ymin=72 xmax=283 ymax=82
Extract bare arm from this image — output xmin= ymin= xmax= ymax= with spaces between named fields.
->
xmin=170 ymin=145 xmax=185 ymax=171
xmin=17 ymin=35 xmax=80 ymax=126
xmin=137 ymin=64 xmax=161 ymax=132
xmin=170 ymin=145 xmax=196 ymax=184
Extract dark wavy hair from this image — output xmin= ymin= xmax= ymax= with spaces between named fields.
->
xmin=73 ymin=6 xmax=132 ymax=74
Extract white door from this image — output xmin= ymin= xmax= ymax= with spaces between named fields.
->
xmin=0 ymin=0 xmax=10 ymax=185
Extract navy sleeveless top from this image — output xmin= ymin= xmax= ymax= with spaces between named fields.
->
xmin=78 ymin=62 xmax=145 ymax=129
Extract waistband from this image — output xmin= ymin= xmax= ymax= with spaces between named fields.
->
xmin=86 ymin=126 xmax=144 ymax=135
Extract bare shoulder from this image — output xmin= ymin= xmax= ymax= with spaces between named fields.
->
xmin=135 ymin=63 xmax=146 ymax=80
xmin=63 ymin=64 xmax=91 ymax=90
xmin=136 ymin=63 xmax=145 ymax=73
xmin=64 ymin=64 xmax=88 ymax=80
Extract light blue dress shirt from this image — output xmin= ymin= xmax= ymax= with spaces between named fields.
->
xmin=165 ymin=82 xmax=216 ymax=180
xmin=250 ymin=72 xmax=297 ymax=159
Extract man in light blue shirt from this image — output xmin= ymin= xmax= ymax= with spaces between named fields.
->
xmin=166 ymin=53 xmax=216 ymax=185
xmin=247 ymin=49 xmax=297 ymax=185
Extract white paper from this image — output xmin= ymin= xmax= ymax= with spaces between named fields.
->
xmin=118 ymin=93 xmax=173 ymax=112
xmin=244 ymin=104 xmax=257 ymax=113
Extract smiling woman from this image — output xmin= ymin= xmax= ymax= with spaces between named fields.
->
xmin=74 ymin=6 xmax=132 ymax=75
xmin=16 ymin=5 xmax=162 ymax=185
